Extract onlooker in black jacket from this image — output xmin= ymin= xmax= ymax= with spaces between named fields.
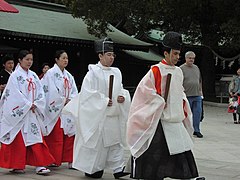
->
xmin=0 ymin=54 xmax=15 ymax=97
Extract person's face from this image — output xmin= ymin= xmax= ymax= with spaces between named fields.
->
xmin=19 ymin=54 xmax=33 ymax=71
xmin=165 ymin=49 xmax=180 ymax=66
xmin=185 ymin=54 xmax=195 ymax=66
xmin=237 ymin=68 xmax=240 ymax=75
xmin=42 ymin=65 xmax=50 ymax=74
xmin=3 ymin=60 xmax=14 ymax=72
xmin=99 ymin=52 xmax=116 ymax=67
xmin=56 ymin=52 xmax=68 ymax=70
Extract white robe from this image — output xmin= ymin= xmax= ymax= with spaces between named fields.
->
xmin=0 ymin=65 xmax=46 ymax=146
xmin=62 ymin=62 xmax=131 ymax=173
xmin=41 ymin=64 xmax=78 ymax=136
xmin=127 ymin=61 xmax=194 ymax=158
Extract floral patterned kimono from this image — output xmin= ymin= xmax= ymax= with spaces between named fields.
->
xmin=41 ymin=63 xmax=78 ymax=166
xmin=0 ymin=64 xmax=55 ymax=169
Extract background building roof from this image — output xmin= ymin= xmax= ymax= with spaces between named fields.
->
xmin=124 ymin=49 xmax=163 ymax=62
xmin=0 ymin=3 xmax=152 ymax=50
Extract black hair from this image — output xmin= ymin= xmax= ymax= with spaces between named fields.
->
xmin=2 ymin=54 xmax=14 ymax=64
xmin=18 ymin=50 xmax=32 ymax=60
xmin=160 ymin=46 xmax=171 ymax=56
xmin=42 ymin=62 xmax=49 ymax=69
xmin=55 ymin=50 xmax=66 ymax=59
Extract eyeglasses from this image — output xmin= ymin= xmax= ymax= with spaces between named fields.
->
xmin=105 ymin=53 xmax=116 ymax=58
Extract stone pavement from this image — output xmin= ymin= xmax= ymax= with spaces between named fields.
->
xmin=1 ymin=102 xmax=240 ymax=180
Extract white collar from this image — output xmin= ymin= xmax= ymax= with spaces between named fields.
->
xmin=97 ymin=61 xmax=111 ymax=70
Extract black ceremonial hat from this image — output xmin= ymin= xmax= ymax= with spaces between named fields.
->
xmin=94 ymin=37 xmax=114 ymax=53
xmin=162 ymin=31 xmax=182 ymax=50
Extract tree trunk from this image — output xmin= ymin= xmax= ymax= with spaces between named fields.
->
xmin=200 ymin=46 xmax=216 ymax=99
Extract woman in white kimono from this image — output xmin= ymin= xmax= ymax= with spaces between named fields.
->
xmin=41 ymin=50 xmax=78 ymax=168
xmin=0 ymin=50 xmax=55 ymax=175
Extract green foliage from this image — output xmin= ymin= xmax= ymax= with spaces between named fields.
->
xmin=52 ymin=0 xmax=240 ymax=51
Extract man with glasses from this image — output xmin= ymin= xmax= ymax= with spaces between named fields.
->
xmin=63 ymin=37 xmax=131 ymax=179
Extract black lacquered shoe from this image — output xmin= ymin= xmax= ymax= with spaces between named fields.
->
xmin=85 ymin=170 xmax=104 ymax=178
xmin=113 ymin=167 xmax=130 ymax=179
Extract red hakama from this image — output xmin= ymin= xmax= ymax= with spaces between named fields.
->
xmin=44 ymin=118 xmax=74 ymax=166
xmin=0 ymin=131 xmax=55 ymax=169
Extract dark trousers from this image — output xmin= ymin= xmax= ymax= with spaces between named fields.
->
xmin=233 ymin=113 xmax=240 ymax=121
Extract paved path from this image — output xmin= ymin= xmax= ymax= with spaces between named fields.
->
xmin=1 ymin=103 xmax=240 ymax=180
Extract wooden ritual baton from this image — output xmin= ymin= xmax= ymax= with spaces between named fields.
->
xmin=109 ymin=75 xmax=114 ymax=99
xmin=164 ymin=73 xmax=172 ymax=102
